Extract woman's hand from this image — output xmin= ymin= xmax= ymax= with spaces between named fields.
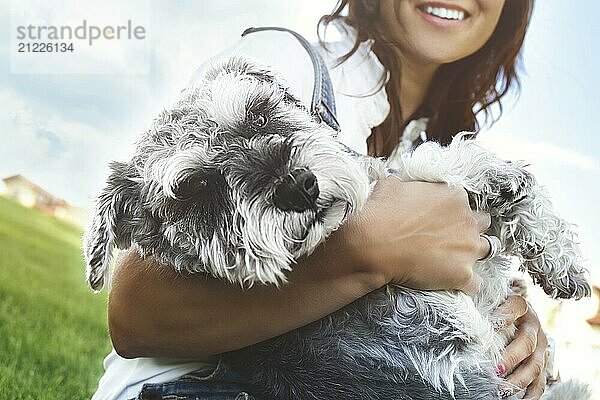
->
xmin=342 ymin=177 xmax=491 ymax=294
xmin=493 ymin=296 xmax=547 ymax=399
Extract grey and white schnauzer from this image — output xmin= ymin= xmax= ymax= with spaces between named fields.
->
xmin=84 ymin=56 xmax=592 ymax=400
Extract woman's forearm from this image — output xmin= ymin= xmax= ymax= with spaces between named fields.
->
xmin=108 ymin=178 xmax=489 ymax=359
xmin=108 ymin=228 xmax=387 ymax=359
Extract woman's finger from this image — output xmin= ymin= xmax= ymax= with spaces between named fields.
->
xmin=516 ymin=328 xmax=548 ymax=398
xmin=491 ymin=295 xmax=528 ymax=329
xmin=501 ymin=318 xmax=539 ymax=374
xmin=523 ymin=370 xmax=547 ymax=400
xmin=505 ymin=347 xmax=544 ymax=393
xmin=460 ymin=272 xmax=483 ymax=296
xmin=474 ymin=211 xmax=492 ymax=233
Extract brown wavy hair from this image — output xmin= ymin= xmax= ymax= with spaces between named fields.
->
xmin=318 ymin=1 xmax=535 ymax=157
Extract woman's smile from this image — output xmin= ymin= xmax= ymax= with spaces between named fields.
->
xmin=380 ymin=0 xmax=506 ymax=65
xmin=416 ymin=2 xmax=470 ymax=28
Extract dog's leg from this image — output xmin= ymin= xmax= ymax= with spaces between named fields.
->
xmin=452 ymin=144 xmax=590 ymax=300
xmin=395 ymin=137 xmax=591 ymax=300
xmin=490 ymin=176 xmax=591 ymax=300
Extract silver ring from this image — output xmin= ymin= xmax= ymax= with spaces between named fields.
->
xmin=479 ymin=234 xmax=501 ymax=261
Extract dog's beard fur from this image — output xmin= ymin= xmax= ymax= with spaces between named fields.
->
xmin=84 ymin=56 xmax=592 ymax=400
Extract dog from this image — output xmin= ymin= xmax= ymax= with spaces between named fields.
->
xmin=84 ymin=56 xmax=592 ymax=400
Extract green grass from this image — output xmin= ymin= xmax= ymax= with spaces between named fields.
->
xmin=0 ymin=197 xmax=111 ymax=399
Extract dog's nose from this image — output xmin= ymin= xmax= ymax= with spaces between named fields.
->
xmin=273 ymin=168 xmax=319 ymax=212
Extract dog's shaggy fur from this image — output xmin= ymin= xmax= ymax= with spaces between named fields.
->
xmin=84 ymin=57 xmax=592 ymax=400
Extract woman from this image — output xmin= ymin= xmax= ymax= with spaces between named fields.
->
xmin=94 ymin=0 xmax=547 ymax=399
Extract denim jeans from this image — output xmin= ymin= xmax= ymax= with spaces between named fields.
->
xmin=134 ymin=358 xmax=261 ymax=400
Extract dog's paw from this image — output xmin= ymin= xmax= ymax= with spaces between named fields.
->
xmin=483 ymin=162 xmax=535 ymax=216
xmin=527 ymin=253 xmax=591 ymax=300
xmin=510 ymin=201 xmax=591 ymax=300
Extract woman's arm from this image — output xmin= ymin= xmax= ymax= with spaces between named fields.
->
xmin=109 ymin=242 xmax=385 ymax=359
xmin=109 ymin=178 xmax=491 ymax=359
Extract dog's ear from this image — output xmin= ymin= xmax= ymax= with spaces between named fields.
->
xmin=84 ymin=161 xmax=140 ymax=292
xmin=204 ymin=56 xmax=305 ymax=109
xmin=204 ymin=56 xmax=279 ymax=84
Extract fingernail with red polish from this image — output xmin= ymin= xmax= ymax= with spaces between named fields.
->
xmin=495 ymin=363 xmax=506 ymax=376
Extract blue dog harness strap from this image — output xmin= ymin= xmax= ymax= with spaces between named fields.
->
xmin=242 ymin=27 xmax=341 ymax=132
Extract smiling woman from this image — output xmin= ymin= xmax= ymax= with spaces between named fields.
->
xmin=320 ymin=0 xmax=533 ymax=156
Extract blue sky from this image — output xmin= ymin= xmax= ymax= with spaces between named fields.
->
xmin=1 ymin=0 xmax=598 ymax=276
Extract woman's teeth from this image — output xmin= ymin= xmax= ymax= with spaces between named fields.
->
xmin=424 ymin=6 xmax=466 ymax=21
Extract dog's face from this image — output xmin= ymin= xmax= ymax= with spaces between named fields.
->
xmin=84 ymin=57 xmax=373 ymax=291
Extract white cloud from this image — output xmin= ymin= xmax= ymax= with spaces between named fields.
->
xmin=478 ymin=131 xmax=600 ymax=172
xmin=0 ymin=88 xmax=134 ymax=205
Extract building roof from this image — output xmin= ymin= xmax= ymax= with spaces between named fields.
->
xmin=2 ymin=174 xmax=67 ymax=205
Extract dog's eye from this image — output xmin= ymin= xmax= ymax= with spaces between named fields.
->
xmin=173 ymin=174 xmax=209 ymax=200
xmin=247 ymin=110 xmax=268 ymax=129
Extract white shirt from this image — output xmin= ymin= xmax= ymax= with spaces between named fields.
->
xmin=92 ymin=21 xmax=406 ymax=400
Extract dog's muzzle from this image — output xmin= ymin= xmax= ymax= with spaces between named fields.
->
xmin=272 ymin=168 xmax=319 ymax=212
